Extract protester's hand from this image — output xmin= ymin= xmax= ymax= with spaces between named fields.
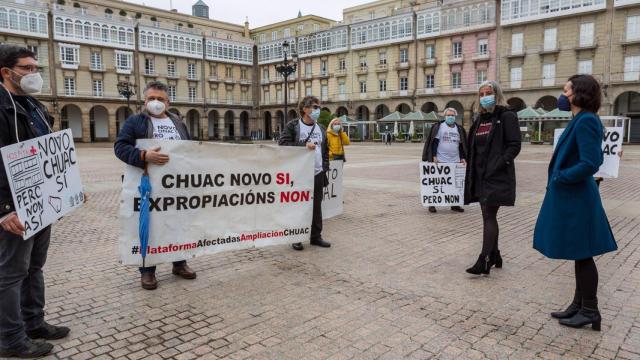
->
xmin=1 ymin=212 xmax=25 ymax=236
xmin=146 ymin=146 xmax=170 ymax=165
xmin=461 ymin=159 xmax=467 ymax=166
xmin=619 ymin=150 xmax=624 ymax=159
xmin=433 ymin=156 xmax=438 ymax=164
xmin=306 ymin=142 xmax=316 ymax=151
xmin=83 ymin=192 xmax=89 ymax=204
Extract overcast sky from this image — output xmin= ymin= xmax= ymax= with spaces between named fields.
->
xmin=124 ymin=0 xmax=371 ymax=27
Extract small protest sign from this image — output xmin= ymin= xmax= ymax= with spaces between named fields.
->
xmin=322 ymin=160 xmax=344 ymax=220
xmin=1 ymin=129 xmax=84 ymax=239
xmin=420 ymin=162 xmax=466 ymax=207
xmin=553 ymin=127 xmax=623 ymax=178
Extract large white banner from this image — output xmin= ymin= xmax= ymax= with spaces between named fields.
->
xmin=322 ymin=160 xmax=344 ymax=220
xmin=553 ymin=127 xmax=623 ymax=178
xmin=1 ymin=129 xmax=84 ymax=239
xmin=420 ymin=162 xmax=466 ymax=207
xmin=119 ymin=140 xmax=315 ymax=266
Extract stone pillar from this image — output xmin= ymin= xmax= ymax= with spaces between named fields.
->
xmin=234 ymin=116 xmax=241 ymax=140
xmin=218 ymin=115 xmax=226 ymax=141
xmin=82 ymin=109 xmax=91 ymax=143
xmin=200 ymin=116 xmax=208 ymax=141
xmin=108 ymin=109 xmax=118 ymax=142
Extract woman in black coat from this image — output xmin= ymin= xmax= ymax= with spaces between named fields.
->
xmin=464 ymin=80 xmax=522 ymax=275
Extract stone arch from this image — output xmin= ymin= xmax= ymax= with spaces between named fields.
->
xmin=445 ymin=100 xmax=464 ymax=124
xmin=186 ymin=109 xmax=201 ymax=139
xmin=535 ymin=96 xmax=557 ymax=111
xmin=167 ymin=107 xmax=181 ymax=118
xmin=421 ymin=102 xmax=438 ymax=114
xmin=288 ymin=109 xmax=298 ymax=120
xmin=356 ymin=105 xmax=370 ymax=121
xmin=208 ymin=110 xmax=219 ymax=140
xmin=276 ymin=110 xmax=285 ymax=132
xmin=336 ymin=106 xmax=348 ymax=117
xmin=507 ymin=97 xmax=526 ymax=112
xmin=263 ymin=111 xmax=272 ymax=140
xmin=614 ymin=91 xmax=640 ymax=116
xmin=115 ymin=106 xmax=132 ymax=137
xmin=61 ymin=104 xmax=83 ymax=141
xmin=224 ymin=110 xmax=235 ymax=139
xmin=89 ymin=105 xmax=109 ymax=142
xmin=375 ymin=104 xmax=390 ymax=120
xmin=240 ymin=111 xmax=249 ymax=138
xmin=396 ymin=103 xmax=411 ymax=114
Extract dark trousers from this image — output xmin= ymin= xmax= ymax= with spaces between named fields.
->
xmin=311 ymin=173 xmax=324 ymax=241
xmin=0 ymin=227 xmax=51 ymax=349
xmin=139 ymin=260 xmax=186 ymax=274
xmin=574 ymin=258 xmax=598 ymax=301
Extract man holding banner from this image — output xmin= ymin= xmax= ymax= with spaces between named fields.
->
xmin=279 ymin=96 xmax=331 ymax=251
xmin=422 ymin=107 xmax=468 ymax=214
xmin=0 ymin=45 xmax=70 ymax=358
xmin=114 ymin=81 xmax=197 ymax=290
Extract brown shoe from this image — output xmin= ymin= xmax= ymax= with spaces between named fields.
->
xmin=141 ymin=273 xmax=158 ymax=290
xmin=172 ymin=264 xmax=197 ymax=280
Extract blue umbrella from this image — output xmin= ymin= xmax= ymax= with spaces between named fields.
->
xmin=138 ymin=173 xmax=152 ymax=268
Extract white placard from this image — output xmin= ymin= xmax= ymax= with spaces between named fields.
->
xmin=419 ymin=162 xmax=466 ymax=207
xmin=322 ymin=160 xmax=344 ymax=220
xmin=1 ymin=129 xmax=84 ymax=239
xmin=553 ymin=127 xmax=623 ymax=178
xmin=118 ymin=140 xmax=315 ymax=266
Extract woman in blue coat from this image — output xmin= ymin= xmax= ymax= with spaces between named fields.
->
xmin=533 ymin=75 xmax=617 ymax=331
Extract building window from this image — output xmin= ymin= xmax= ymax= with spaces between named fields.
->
xmin=339 ymin=58 xmax=346 ymax=70
xmin=511 ymin=33 xmax=523 ymax=54
xmin=400 ymin=48 xmax=408 ymax=63
xmin=544 ymin=28 xmax=557 ymax=51
xmin=451 ymin=73 xmax=461 ymax=89
xmin=476 ymin=70 xmax=487 ymax=85
xmin=579 ymin=22 xmax=594 ymax=47
xmin=145 ymin=58 xmax=155 ymax=75
xmin=168 ymin=85 xmax=176 ymax=101
xmin=478 ymin=39 xmax=488 ymax=55
xmin=339 ymin=82 xmax=346 ymax=94
xmin=359 ymin=80 xmax=366 ymax=93
xmin=115 ymin=51 xmax=132 ymax=73
xmin=305 ymin=62 xmax=312 ymax=76
xmin=189 ymin=87 xmax=197 ymax=102
xmin=188 ymin=63 xmax=197 ymax=80
xmin=90 ymin=52 xmax=102 ymax=70
xmin=321 ymin=84 xmax=328 ymax=100
xmin=64 ymin=77 xmax=75 ymax=96
xmin=262 ymin=68 xmax=269 ymax=81
xmin=627 ymin=16 xmax=640 ymax=41
xmin=59 ymin=44 xmax=79 ymax=69
xmin=168 ymin=61 xmax=176 ymax=77
xmin=578 ymin=60 xmax=593 ymax=75
xmin=272 ymin=31 xmax=278 ymax=41
xmin=241 ymin=68 xmax=248 ymax=80
xmin=211 ymin=87 xmax=218 ymax=102
xmin=624 ymin=55 xmax=640 ymax=81
xmin=425 ymin=74 xmax=434 ymax=89
xmin=305 ymin=85 xmax=312 ymax=96
xmin=379 ymin=52 xmax=387 ymax=65
xmin=320 ymin=60 xmax=327 ymax=76
xmin=542 ymin=63 xmax=556 ymax=86
xmin=259 ymin=33 xmax=266 ymax=43
xmin=400 ymin=77 xmax=408 ymax=91
xmin=510 ymin=67 xmax=522 ymax=88
xmin=27 ymin=45 xmax=38 ymax=58
xmin=379 ymin=79 xmax=386 ymax=92
xmin=225 ymin=66 xmax=232 ymax=78
xmin=359 ymin=55 xmax=367 ymax=67
xmin=283 ymin=28 xmax=290 ymax=38
xmin=92 ymin=80 xmax=103 ymax=97
xmin=264 ymin=90 xmax=270 ymax=103
xmin=276 ymin=89 xmax=282 ymax=103
xmin=313 ymin=24 xmax=320 ymax=32
xmin=452 ymin=42 xmax=462 ymax=58
xmin=425 ymin=44 xmax=435 ymax=59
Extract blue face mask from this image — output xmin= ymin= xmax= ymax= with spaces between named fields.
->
xmin=557 ymin=94 xmax=572 ymax=112
xmin=480 ymin=95 xmax=496 ymax=109
xmin=310 ymin=108 xmax=321 ymax=121
xmin=445 ymin=116 xmax=456 ymax=125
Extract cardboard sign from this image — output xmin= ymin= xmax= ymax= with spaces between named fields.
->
xmin=420 ymin=162 xmax=466 ymax=206
xmin=322 ymin=160 xmax=344 ymax=220
xmin=553 ymin=127 xmax=623 ymax=178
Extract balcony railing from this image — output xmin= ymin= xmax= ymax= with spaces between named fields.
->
xmin=260 ymin=78 xmax=270 ymax=84
xmin=143 ymin=71 xmax=157 ymax=77
xmin=334 ymin=68 xmax=347 ymax=77
xmin=376 ymin=63 xmax=388 ymax=72
xmin=317 ymin=71 xmax=330 ymax=78
xmin=447 ymin=55 xmax=464 ymax=64
xmin=416 ymin=88 xmax=438 ymax=95
xmin=391 ymin=90 xmax=410 ymax=97
xmin=224 ymin=77 xmax=236 ymax=84
xmin=472 ymin=51 xmax=491 ymax=61
xmin=208 ymin=75 xmax=220 ymax=82
xmin=167 ymin=72 xmax=180 ymax=79
xmin=421 ymin=58 xmax=437 ymax=67
xmin=507 ymin=49 xmax=526 ymax=58
xmin=239 ymin=78 xmax=252 ymax=85
xmin=621 ymin=33 xmax=640 ymax=45
xmin=395 ymin=61 xmax=410 ymax=70
xmin=355 ymin=65 xmax=369 ymax=74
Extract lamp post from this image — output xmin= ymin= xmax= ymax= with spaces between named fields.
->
xmin=117 ymin=80 xmax=136 ymax=116
xmin=275 ymin=40 xmax=298 ymax=128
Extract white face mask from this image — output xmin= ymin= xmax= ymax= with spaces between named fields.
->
xmin=146 ymin=100 xmax=166 ymax=116
xmin=332 ymin=124 xmax=341 ymax=132
xmin=10 ymin=71 xmax=43 ymax=94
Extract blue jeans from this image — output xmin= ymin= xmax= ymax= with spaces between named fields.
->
xmin=0 ymin=227 xmax=50 ymax=349
xmin=139 ymin=260 xmax=186 ymax=274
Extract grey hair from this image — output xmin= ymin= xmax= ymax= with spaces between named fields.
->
xmin=298 ymin=95 xmax=320 ymax=115
xmin=442 ymin=107 xmax=458 ymax=116
xmin=476 ymin=80 xmax=505 ymax=111
xmin=143 ymin=81 xmax=169 ymax=97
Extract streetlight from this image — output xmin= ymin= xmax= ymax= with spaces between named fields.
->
xmin=275 ymin=40 xmax=298 ymax=129
xmin=117 ymin=80 xmax=136 ymax=116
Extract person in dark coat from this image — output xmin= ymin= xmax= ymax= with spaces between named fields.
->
xmin=114 ymin=81 xmax=197 ymax=290
xmin=464 ymin=80 xmax=521 ymax=275
xmin=422 ymin=107 xmax=468 ymax=213
xmin=534 ymin=75 xmax=617 ymax=331
xmin=279 ymin=95 xmax=331 ymax=251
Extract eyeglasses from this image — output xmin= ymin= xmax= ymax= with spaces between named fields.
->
xmin=14 ymin=65 xmax=43 ymax=73
xmin=310 ymin=105 xmax=320 ymax=110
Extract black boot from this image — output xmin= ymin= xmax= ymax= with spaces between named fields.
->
xmin=551 ymin=290 xmax=582 ymax=319
xmin=466 ymin=254 xmax=494 ymax=275
xmin=492 ymin=250 xmax=503 ymax=269
xmin=559 ymin=298 xmax=601 ymax=331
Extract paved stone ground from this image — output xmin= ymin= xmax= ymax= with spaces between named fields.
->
xmin=5 ymin=143 xmax=640 ymax=360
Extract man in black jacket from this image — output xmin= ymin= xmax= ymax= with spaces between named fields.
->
xmin=422 ymin=108 xmax=468 ymax=213
xmin=279 ymin=96 xmax=331 ymax=251
xmin=0 ymin=45 xmax=69 ymax=358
